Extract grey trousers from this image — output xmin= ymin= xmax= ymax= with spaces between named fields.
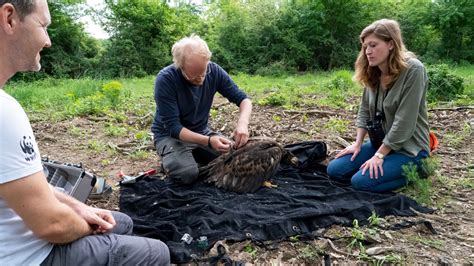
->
xmin=40 ymin=211 xmax=170 ymax=266
xmin=156 ymin=136 xmax=220 ymax=185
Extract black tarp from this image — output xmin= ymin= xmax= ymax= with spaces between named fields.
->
xmin=119 ymin=141 xmax=432 ymax=263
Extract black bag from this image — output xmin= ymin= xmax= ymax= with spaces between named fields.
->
xmin=283 ymin=141 xmax=327 ymax=169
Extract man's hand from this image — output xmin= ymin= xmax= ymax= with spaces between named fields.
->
xmin=210 ymin=135 xmax=234 ymax=153
xmin=76 ymin=206 xmax=116 ymax=234
xmin=233 ymin=123 xmax=249 ymax=149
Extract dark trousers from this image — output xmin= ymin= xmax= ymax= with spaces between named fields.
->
xmin=40 ymin=211 xmax=170 ymax=266
xmin=155 ymin=136 xmax=220 ymax=185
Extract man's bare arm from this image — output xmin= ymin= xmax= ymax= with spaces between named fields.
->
xmin=0 ymin=171 xmax=92 ymax=243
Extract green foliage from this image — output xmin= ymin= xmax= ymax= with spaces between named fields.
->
xmin=367 ymin=211 xmax=384 ymax=227
xmin=8 ymin=0 xmax=472 ymax=81
xmin=297 ymin=245 xmax=320 ymax=261
xmin=104 ymin=123 xmax=128 ymax=137
xmin=38 ymin=3 xmax=99 ymax=79
xmin=347 ymin=219 xmax=366 ymax=253
xmin=410 ymin=235 xmax=445 ymax=250
xmin=401 ymin=159 xmax=438 ymax=205
xmin=243 ymin=243 xmax=257 ymax=256
xmin=324 ymin=117 xmax=350 ymax=134
xmin=259 ymin=92 xmax=288 ymax=107
xmin=428 ymin=0 xmax=474 ymax=63
xmin=99 ymin=0 xmax=200 ymax=77
xmin=128 ymin=150 xmax=149 ymax=160
xmin=427 ymin=64 xmax=465 ymax=102
xmin=102 ymin=81 xmax=124 ymax=106
xmin=69 ymin=81 xmax=126 ymax=116
xmin=443 ymin=122 xmax=472 ymax=148
xmin=327 ymin=70 xmax=355 ymax=91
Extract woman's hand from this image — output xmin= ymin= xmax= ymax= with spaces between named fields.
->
xmin=335 ymin=143 xmax=362 ymax=161
xmin=360 ymin=156 xmax=384 ymax=179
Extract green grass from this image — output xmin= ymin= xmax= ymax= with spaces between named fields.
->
xmin=451 ymin=65 xmax=474 ymax=104
xmin=4 ymin=65 xmax=473 ymax=121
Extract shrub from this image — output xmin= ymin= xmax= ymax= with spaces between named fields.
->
xmin=327 ymin=70 xmax=355 ymax=91
xmin=259 ymin=92 xmax=288 ymax=106
xmin=255 ymin=61 xmax=292 ymax=77
xmin=102 ymin=81 xmax=124 ymax=106
xmin=427 ymin=64 xmax=464 ymax=102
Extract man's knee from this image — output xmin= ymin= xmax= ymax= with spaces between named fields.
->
xmin=168 ymin=164 xmax=199 ymax=185
xmin=149 ymin=239 xmax=170 ymax=266
xmin=110 ymin=235 xmax=170 ymax=265
xmin=111 ymin=211 xmax=133 ymax=235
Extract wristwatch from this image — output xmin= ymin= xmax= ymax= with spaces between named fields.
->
xmin=375 ymin=152 xmax=385 ymax=159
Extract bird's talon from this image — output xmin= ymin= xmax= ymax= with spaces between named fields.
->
xmin=263 ymin=181 xmax=277 ymax=188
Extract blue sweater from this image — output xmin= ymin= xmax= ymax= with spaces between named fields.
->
xmin=151 ymin=62 xmax=248 ymax=144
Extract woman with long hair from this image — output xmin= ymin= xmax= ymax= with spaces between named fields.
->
xmin=327 ymin=19 xmax=430 ymax=192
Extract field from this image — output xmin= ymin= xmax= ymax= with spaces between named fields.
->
xmin=5 ymin=66 xmax=473 ymax=264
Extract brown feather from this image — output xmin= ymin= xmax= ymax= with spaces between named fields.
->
xmin=200 ymin=138 xmax=288 ymax=193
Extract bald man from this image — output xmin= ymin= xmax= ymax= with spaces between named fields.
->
xmin=152 ymin=34 xmax=252 ymax=185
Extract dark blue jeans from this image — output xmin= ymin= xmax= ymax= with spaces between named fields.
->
xmin=327 ymin=142 xmax=428 ymax=192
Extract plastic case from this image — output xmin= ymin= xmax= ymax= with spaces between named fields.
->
xmin=42 ymin=159 xmax=97 ymax=203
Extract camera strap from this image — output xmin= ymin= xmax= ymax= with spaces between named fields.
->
xmin=373 ymin=87 xmax=389 ymax=120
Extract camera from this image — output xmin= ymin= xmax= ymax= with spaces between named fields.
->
xmin=366 ymin=112 xmax=385 ymax=149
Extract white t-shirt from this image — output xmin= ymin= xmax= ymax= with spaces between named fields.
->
xmin=0 ymin=89 xmax=53 ymax=265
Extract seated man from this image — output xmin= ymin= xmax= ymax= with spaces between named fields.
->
xmin=152 ymin=34 xmax=252 ymax=185
xmin=0 ymin=1 xmax=169 ymax=264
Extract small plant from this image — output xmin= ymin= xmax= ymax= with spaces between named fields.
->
xmin=272 ymin=115 xmax=282 ymax=122
xmin=289 ymin=235 xmax=299 ymax=242
xmin=402 ymin=162 xmax=432 ymax=205
xmin=411 ymin=235 xmax=445 ymax=250
xmin=367 ymin=210 xmax=384 ymax=227
xmin=134 ymin=130 xmax=150 ymax=142
xmin=327 ymin=70 xmax=355 ymax=91
xmin=104 ymin=123 xmax=128 ymax=137
xmin=347 ymin=219 xmax=366 ymax=253
xmin=129 ymin=150 xmax=149 ymax=160
xmin=100 ymin=159 xmax=111 ymax=166
xmin=243 ymin=243 xmax=257 ymax=257
xmin=298 ymin=245 xmax=320 ymax=261
xmin=260 ymin=92 xmax=288 ymax=106
xmin=68 ymin=125 xmax=82 ymax=137
xmin=87 ymin=139 xmax=108 ymax=153
xmin=324 ymin=116 xmax=350 ymax=134
xmin=101 ymin=80 xmax=123 ymax=107
xmin=302 ymin=113 xmax=308 ymax=123
xmin=444 ymin=121 xmax=472 ymax=148
xmin=210 ymin=108 xmax=218 ymax=119
xmin=72 ymin=92 xmax=108 ymax=116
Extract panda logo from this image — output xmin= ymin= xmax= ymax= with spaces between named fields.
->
xmin=20 ymin=136 xmax=37 ymax=161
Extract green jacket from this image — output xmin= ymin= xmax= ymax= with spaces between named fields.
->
xmin=357 ymin=58 xmax=430 ymax=157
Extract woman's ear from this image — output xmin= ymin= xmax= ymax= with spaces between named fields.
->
xmin=0 ymin=3 xmax=18 ymax=35
xmin=388 ymin=40 xmax=394 ymax=51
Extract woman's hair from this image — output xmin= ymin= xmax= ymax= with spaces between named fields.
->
xmin=353 ymin=19 xmax=415 ymax=90
xmin=0 ymin=0 xmax=35 ymax=20
xmin=171 ymin=34 xmax=212 ymax=69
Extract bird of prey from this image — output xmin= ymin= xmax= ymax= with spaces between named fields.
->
xmin=199 ymin=137 xmax=297 ymax=193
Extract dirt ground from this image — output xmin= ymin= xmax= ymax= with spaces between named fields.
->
xmin=33 ymin=95 xmax=473 ymax=264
